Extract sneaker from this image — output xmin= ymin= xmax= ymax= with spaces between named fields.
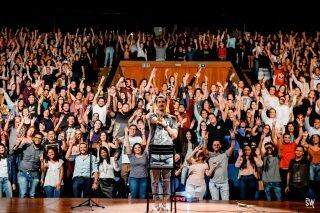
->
xmin=151 ymin=204 xmax=161 ymax=212
xmin=160 ymin=204 xmax=170 ymax=212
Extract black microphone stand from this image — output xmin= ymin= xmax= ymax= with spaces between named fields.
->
xmin=71 ymin=142 xmax=105 ymax=211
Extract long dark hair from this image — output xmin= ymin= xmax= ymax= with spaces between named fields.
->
xmin=285 ymin=122 xmax=299 ymax=138
xmin=46 ymin=146 xmax=59 ymax=162
xmin=0 ymin=143 xmax=7 ymax=159
xmin=185 ymin=129 xmax=198 ymax=146
xmin=240 ymin=146 xmax=257 ymax=171
xmin=99 ymin=146 xmax=111 ymax=164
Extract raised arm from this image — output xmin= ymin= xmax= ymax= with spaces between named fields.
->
xmin=124 ymin=128 xmax=131 ymax=155
xmin=225 ymin=130 xmax=236 ymax=157
xmin=145 ymin=68 xmax=156 ymax=92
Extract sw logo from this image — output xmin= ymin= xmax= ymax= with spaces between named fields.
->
xmin=305 ymin=198 xmax=315 ymax=209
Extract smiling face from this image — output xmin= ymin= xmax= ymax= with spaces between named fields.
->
xmin=283 ymin=134 xmax=291 ymax=143
xmin=244 ymin=146 xmax=252 ymax=156
xmin=33 ymin=134 xmax=42 ymax=146
xmin=212 ymin=140 xmax=221 ymax=152
xmin=133 ymin=144 xmax=142 ymax=155
xmin=295 ymin=146 xmax=304 ymax=158
xmin=100 ymin=149 xmax=108 ymax=159
xmin=79 ymin=143 xmax=88 ymax=155
xmin=47 ymin=149 xmax=56 ymax=160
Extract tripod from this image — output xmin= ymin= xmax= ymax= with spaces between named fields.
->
xmin=71 ymin=142 xmax=105 ymax=211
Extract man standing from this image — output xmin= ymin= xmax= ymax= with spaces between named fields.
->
xmin=148 ymin=95 xmax=178 ymax=211
xmin=66 ymin=141 xmax=99 ymax=198
xmin=207 ymin=131 xmax=235 ymax=200
xmin=12 ymin=133 xmax=44 ymax=198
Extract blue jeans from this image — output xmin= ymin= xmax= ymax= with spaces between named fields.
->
xmin=129 ymin=177 xmax=147 ymax=199
xmin=239 ymin=174 xmax=257 ymax=200
xmin=0 ymin=177 xmax=12 ymax=198
xmin=310 ymin=164 xmax=320 ymax=181
xmin=171 ymin=177 xmax=181 ymax=192
xmin=104 ymin=47 xmax=114 ymax=67
xmin=72 ymin=177 xmax=92 ymax=198
xmin=44 ymin=186 xmax=61 ymax=198
xmin=18 ymin=171 xmax=40 ymax=198
xmin=264 ymin=182 xmax=282 ymax=201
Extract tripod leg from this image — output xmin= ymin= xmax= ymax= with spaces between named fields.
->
xmin=90 ymin=199 xmax=105 ymax=208
xmin=71 ymin=199 xmax=90 ymax=209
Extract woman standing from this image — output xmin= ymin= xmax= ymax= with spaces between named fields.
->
xmin=97 ymin=146 xmax=119 ymax=198
xmin=124 ymin=128 xmax=148 ymax=199
xmin=41 ymin=147 xmax=64 ymax=198
xmin=235 ymin=145 xmax=263 ymax=200
xmin=301 ymin=133 xmax=320 ymax=199
xmin=185 ymin=146 xmax=211 ymax=200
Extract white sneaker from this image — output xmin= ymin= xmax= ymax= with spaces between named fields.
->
xmin=151 ymin=204 xmax=161 ymax=212
xmin=160 ymin=204 xmax=170 ymax=212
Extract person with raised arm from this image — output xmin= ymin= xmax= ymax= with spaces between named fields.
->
xmin=207 ymin=130 xmax=236 ymax=200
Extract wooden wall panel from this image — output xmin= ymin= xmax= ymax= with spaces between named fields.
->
xmin=114 ymin=61 xmax=237 ymax=88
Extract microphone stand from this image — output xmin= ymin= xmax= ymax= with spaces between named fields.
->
xmin=71 ymin=142 xmax=105 ymax=211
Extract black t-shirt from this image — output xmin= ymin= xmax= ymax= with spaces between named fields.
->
xmin=288 ymin=158 xmax=310 ymax=188
xmin=43 ymin=73 xmax=56 ymax=87
xmin=236 ymin=129 xmax=258 ymax=150
xmin=258 ymin=54 xmax=270 ymax=69
xmin=72 ymin=60 xmax=83 ymax=79
xmin=166 ymin=46 xmax=175 ymax=61
xmin=175 ymin=52 xmax=186 ymax=61
xmin=207 ymin=122 xmax=224 ymax=151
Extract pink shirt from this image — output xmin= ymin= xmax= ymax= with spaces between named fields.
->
xmin=186 ymin=163 xmax=208 ymax=186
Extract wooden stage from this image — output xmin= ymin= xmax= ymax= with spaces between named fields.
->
xmin=0 ymin=198 xmax=318 ymax=213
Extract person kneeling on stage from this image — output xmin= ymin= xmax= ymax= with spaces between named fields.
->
xmin=148 ymin=95 xmax=178 ymax=211
xmin=66 ymin=141 xmax=99 ymax=198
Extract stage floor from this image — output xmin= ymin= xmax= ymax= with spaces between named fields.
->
xmin=0 ymin=198 xmax=318 ymax=213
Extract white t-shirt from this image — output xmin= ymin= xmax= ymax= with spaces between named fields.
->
xmin=276 ymin=104 xmax=291 ymax=127
xmin=44 ymin=160 xmax=64 ymax=187
xmin=92 ymin=104 xmax=108 ymax=125
xmin=0 ymin=159 xmax=8 ymax=178
xmin=98 ymin=157 xmax=119 ymax=179
xmin=121 ymin=136 xmax=143 ymax=164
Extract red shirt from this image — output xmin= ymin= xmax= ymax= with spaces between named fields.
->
xmin=218 ymin=47 xmax=227 ymax=59
xmin=274 ymin=68 xmax=287 ymax=86
xmin=279 ymin=142 xmax=297 ymax=169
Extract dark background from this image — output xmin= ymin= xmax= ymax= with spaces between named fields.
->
xmin=0 ymin=2 xmax=318 ymax=32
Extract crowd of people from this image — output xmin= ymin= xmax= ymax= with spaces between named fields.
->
xmin=0 ymin=26 xmax=319 ymax=209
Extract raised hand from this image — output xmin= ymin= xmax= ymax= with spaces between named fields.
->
xmin=229 ymin=129 xmax=236 ymax=139
xmin=306 ymin=107 xmax=312 ymax=117
xmin=238 ymin=149 xmax=243 ymax=157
